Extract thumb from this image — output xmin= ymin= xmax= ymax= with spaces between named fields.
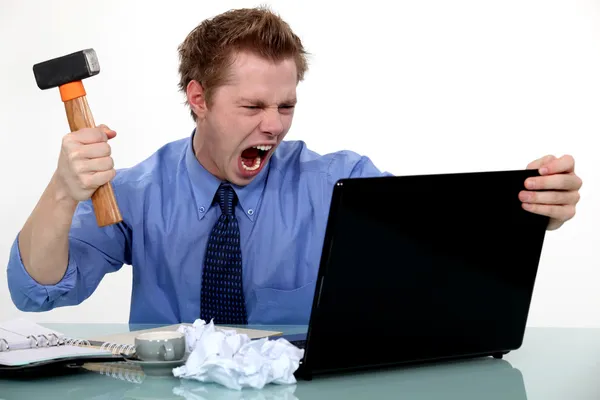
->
xmin=527 ymin=154 xmax=556 ymax=170
xmin=97 ymin=124 xmax=117 ymax=140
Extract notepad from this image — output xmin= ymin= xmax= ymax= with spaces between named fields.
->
xmin=0 ymin=318 xmax=122 ymax=368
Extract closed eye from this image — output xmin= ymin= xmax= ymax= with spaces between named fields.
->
xmin=241 ymin=104 xmax=296 ymax=111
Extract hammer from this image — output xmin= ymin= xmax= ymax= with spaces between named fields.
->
xmin=32 ymin=48 xmax=122 ymax=227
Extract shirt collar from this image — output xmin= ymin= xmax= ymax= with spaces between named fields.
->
xmin=184 ymin=130 xmax=269 ymax=222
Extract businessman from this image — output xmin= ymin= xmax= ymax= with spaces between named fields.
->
xmin=7 ymin=7 xmax=582 ymax=325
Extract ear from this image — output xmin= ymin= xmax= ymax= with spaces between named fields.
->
xmin=186 ymin=80 xmax=208 ymax=120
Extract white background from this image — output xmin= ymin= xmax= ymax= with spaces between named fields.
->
xmin=0 ymin=0 xmax=598 ymax=326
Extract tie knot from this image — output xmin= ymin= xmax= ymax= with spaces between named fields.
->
xmin=216 ymin=183 xmax=236 ymax=215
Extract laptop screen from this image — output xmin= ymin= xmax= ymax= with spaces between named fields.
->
xmin=304 ymin=170 xmax=548 ymax=374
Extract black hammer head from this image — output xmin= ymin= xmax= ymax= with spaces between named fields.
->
xmin=33 ymin=48 xmax=100 ymax=90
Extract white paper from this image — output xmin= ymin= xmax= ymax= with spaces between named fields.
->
xmin=172 ymin=319 xmax=304 ymax=390
xmin=0 ymin=317 xmax=64 ymax=351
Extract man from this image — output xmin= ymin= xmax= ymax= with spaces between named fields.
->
xmin=7 ymin=7 xmax=582 ymax=325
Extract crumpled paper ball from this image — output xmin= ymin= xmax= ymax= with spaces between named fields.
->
xmin=171 ymin=319 xmax=304 ymax=391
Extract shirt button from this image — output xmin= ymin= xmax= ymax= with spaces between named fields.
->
xmin=199 ymin=206 xmax=205 ymax=213
xmin=248 ymin=209 xmax=254 ymax=215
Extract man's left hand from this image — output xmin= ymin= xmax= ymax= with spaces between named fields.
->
xmin=519 ymin=154 xmax=582 ymax=231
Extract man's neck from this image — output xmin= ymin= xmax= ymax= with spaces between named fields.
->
xmin=192 ymin=128 xmax=225 ymax=181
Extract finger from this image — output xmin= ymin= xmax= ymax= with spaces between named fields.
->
xmin=77 ymin=157 xmax=114 ymax=173
xmin=527 ymin=155 xmax=556 ymax=170
xmin=83 ymin=169 xmax=117 ymax=188
xmin=79 ymin=142 xmax=112 ymax=159
xmin=522 ymin=203 xmax=576 ymax=221
xmin=539 ymin=154 xmax=575 ymax=175
xmin=525 ymin=174 xmax=582 ymax=191
xmin=72 ymin=125 xmax=117 ymax=144
xmin=68 ymin=142 xmax=111 ymax=162
xmin=519 ymin=190 xmax=580 ymax=205
xmin=71 ymin=128 xmax=108 ymax=144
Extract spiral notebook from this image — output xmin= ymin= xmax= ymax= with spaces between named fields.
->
xmin=0 ymin=318 xmax=132 ymax=369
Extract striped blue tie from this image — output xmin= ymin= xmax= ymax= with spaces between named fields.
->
xmin=200 ymin=183 xmax=248 ymax=324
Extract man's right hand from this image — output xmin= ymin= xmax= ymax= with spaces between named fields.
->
xmin=14 ymin=124 xmax=117 ymax=286
xmin=55 ymin=124 xmax=117 ymax=202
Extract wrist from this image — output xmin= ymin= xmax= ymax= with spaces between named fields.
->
xmin=49 ymin=172 xmax=78 ymax=210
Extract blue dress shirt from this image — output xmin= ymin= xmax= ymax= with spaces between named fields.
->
xmin=6 ymin=133 xmax=389 ymax=325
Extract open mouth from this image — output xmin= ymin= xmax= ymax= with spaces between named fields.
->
xmin=239 ymin=144 xmax=273 ymax=174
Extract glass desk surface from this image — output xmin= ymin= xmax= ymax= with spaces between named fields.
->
xmin=0 ymin=324 xmax=598 ymax=399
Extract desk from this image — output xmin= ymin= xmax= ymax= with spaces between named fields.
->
xmin=0 ymin=324 xmax=598 ymax=399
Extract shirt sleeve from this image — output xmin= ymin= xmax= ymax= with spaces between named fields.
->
xmin=6 ymin=194 xmax=132 ymax=312
xmin=327 ymin=150 xmax=394 ymax=183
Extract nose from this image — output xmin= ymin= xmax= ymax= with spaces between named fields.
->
xmin=259 ymin=108 xmax=285 ymax=137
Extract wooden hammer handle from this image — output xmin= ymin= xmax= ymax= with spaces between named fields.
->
xmin=61 ymin=83 xmax=123 ymax=227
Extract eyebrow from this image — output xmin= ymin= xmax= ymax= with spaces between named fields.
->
xmin=238 ymin=97 xmax=297 ymax=107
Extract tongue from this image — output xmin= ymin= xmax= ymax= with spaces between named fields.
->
xmin=241 ymin=147 xmax=259 ymax=159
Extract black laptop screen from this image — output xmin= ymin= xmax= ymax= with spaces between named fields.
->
xmin=304 ymin=170 xmax=548 ymax=374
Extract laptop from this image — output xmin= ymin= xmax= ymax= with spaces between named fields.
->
xmin=293 ymin=358 xmax=527 ymax=399
xmin=282 ymin=169 xmax=549 ymax=380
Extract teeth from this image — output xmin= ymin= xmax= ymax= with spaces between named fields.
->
xmin=242 ymin=156 xmax=261 ymax=171
xmin=253 ymin=145 xmax=273 ymax=151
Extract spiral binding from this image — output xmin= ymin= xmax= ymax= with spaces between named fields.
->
xmin=99 ymin=341 xmax=136 ymax=356
xmin=0 ymin=333 xmax=61 ymax=352
xmin=0 ymin=333 xmax=136 ymax=355
xmin=61 ymin=336 xmax=136 ymax=355
xmin=59 ymin=337 xmax=91 ymax=347
xmin=27 ymin=334 xmax=53 ymax=348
